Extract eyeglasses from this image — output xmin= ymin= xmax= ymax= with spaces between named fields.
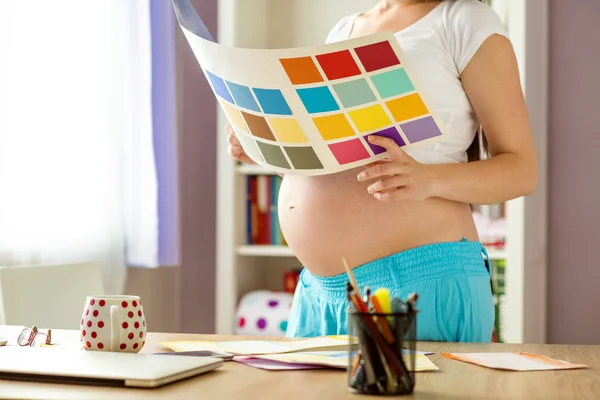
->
xmin=17 ymin=326 xmax=52 ymax=347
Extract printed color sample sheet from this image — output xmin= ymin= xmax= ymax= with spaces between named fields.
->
xmin=174 ymin=1 xmax=448 ymax=175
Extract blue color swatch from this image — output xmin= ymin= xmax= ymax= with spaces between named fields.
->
xmin=206 ymin=70 xmax=233 ymax=103
xmin=252 ymin=89 xmax=292 ymax=115
xmin=296 ymin=86 xmax=340 ymax=114
xmin=226 ymin=81 xmax=261 ymax=112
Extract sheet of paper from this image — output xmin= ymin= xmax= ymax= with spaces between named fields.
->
xmin=160 ymin=335 xmax=356 ymax=356
xmin=252 ymin=351 xmax=439 ymax=372
xmin=233 ymin=356 xmax=328 ymax=371
xmin=442 ymin=352 xmax=588 ymax=371
xmin=173 ymin=0 xmax=448 ymax=176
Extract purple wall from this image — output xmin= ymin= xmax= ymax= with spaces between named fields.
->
xmin=151 ymin=0 xmax=180 ymax=267
xmin=548 ymin=0 xmax=600 ymax=344
xmin=177 ymin=0 xmax=218 ymax=333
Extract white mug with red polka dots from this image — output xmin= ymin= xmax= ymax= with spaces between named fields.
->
xmin=80 ymin=295 xmax=146 ymax=353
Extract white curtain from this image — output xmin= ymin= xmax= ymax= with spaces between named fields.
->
xmin=0 ymin=1 xmax=158 ymax=294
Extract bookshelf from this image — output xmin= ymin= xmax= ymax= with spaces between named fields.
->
xmin=214 ymin=0 xmax=548 ymax=344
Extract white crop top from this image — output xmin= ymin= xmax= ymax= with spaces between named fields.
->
xmin=325 ymin=0 xmax=509 ymax=164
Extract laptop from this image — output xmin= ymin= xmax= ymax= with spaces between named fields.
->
xmin=0 ymin=347 xmax=223 ymax=388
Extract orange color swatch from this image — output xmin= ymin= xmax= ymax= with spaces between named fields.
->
xmin=280 ymin=57 xmax=324 ymax=85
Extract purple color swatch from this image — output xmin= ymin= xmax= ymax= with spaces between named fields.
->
xmin=400 ymin=116 xmax=442 ymax=143
xmin=268 ymin=300 xmax=279 ymax=308
xmin=365 ymin=127 xmax=406 ymax=154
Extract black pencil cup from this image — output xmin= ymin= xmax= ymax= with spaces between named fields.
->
xmin=348 ymin=311 xmax=417 ymax=396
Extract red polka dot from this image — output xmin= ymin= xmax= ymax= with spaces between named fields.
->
xmin=98 ymin=342 xmax=104 ymax=349
xmin=139 ymin=332 xmax=143 ymax=338
xmin=134 ymin=322 xmax=139 ymax=329
xmin=87 ymin=320 xmax=92 ymax=327
xmin=86 ymin=341 xmax=91 ymax=348
xmin=99 ymin=300 xmax=105 ymax=307
xmin=98 ymin=321 xmax=104 ymax=328
xmin=138 ymin=310 xmax=142 ymax=317
xmin=128 ymin=311 xmax=134 ymax=318
xmin=82 ymin=330 xmax=86 ymax=336
xmin=91 ymin=332 xmax=97 ymax=339
xmin=239 ymin=317 xmax=245 ymax=328
xmin=128 ymin=332 xmax=134 ymax=340
xmin=90 ymin=299 xmax=95 ymax=306
xmin=122 ymin=322 xmax=128 ymax=329
xmin=132 ymin=301 xmax=138 ymax=307
xmin=86 ymin=309 xmax=89 ymax=316
xmin=133 ymin=343 xmax=139 ymax=349
xmin=120 ymin=343 xmax=126 ymax=350
xmin=122 ymin=301 xmax=128 ymax=308
xmin=93 ymin=310 xmax=99 ymax=317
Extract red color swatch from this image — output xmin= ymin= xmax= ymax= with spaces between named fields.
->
xmin=316 ymin=50 xmax=361 ymax=80
xmin=328 ymin=139 xmax=370 ymax=165
xmin=354 ymin=41 xmax=400 ymax=72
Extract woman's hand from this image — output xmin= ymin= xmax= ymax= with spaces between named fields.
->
xmin=226 ymin=123 xmax=255 ymax=165
xmin=356 ymin=135 xmax=437 ymax=202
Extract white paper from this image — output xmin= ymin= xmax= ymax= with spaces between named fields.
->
xmin=160 ymin=335 xmax=353 ymax=356
xmin=443 ymin=352 xmax=588 ymax=371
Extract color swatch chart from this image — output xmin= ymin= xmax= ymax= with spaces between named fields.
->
xmin=177 ymin=23 xmax=447 ymax=175
xmin=278 ymin=40 xmax=443 ymax=167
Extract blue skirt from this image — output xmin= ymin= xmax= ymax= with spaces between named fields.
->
xmin=286 ymin=239 xmax=495 ymax=342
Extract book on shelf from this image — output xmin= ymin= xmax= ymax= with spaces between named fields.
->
xmin=246 ymin=175 xmax=286 ymax=246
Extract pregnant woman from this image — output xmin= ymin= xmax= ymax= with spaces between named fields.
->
xmin=226 ymin=0 xmax=537 ymax=342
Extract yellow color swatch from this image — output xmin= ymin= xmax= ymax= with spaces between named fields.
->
xmin=385 ymin=94 xmax=429 ymax=122
xmin=220 ymin=100 xmax=248 ymax=133
xmin=348 ymin=105 xmax=392 ymax=133
xmin=267 ymin=117 xmax=308 ymax=143
xmin=312 ymin=114 xmax=356 ymax=141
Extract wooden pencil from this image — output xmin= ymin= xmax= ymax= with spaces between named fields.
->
xmin=342 ymin=257 xmax=361 ymax=296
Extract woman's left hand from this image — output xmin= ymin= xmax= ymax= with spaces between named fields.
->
xmin=357 ymin=135 xmax=437 ymax=202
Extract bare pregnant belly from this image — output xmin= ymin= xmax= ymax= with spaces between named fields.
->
xmin=278 ymin=168 xmax=479 ymax=277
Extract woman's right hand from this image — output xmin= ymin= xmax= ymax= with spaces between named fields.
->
xmin=226 ymin=123 xmax=255 ymax=165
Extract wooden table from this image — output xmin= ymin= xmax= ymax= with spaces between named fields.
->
xmin=0 ymin=329 xmax=599 ymax=399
